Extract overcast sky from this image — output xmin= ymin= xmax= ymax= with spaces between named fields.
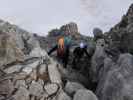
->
xmin=0 ymin=0 xmax=132 ymax=36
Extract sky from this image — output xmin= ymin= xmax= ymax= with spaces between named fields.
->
xmin=0 ymin=0 xmax=132 ymax=36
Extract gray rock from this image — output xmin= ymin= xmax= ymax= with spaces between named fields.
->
xmin=29 ymin=47 xmax=48 ymax=58
xmin=27 ymin=34 xmax=40 ymax=49
xmin=22 ymin=60 xmax=40 ymax=74
xmin=37 ymin=64 xmax=49 ymax=82
xmin=0 ymin=21 xmax=26 ymax=50
xmin=90 ymin=39 xmax=106 ymax=82
xmin=48 ymin=22 xmax=79 ymax=37
xmin=44 ymin=83 xmax=59 ymax=96
xmin=4 ymin=65 xmax=23 ymax=74
xmin=0 ymin=31 xmax=24 ymax=66
xmin=65 ymin=81 xmax=85 ymax=96
xmin=38 ymin=64 xmax=47 ymax=76
xmin=0 ymin=95 xmax=5 ymax=100
xmin=96 ymin=54 xmax=133 ymax=100
xmin=40 ymin=92 xmax=49 ymax=100
xmin=37 ymin=79 xmax=44 ymax=86
xmin=104 ymin=4 xmax=133 ymax=54
xmin=15 ymin=80 xmax=27 ymax=89
xmin=0 ymin=79 xmax=14 ymax=96
xmin=14 ymin=33 xmax=25 ymax=50
xmin=29 ymin=81 xmax=44 ymax=97
xmin=96 ymin=39 xmax=105 ymax=47
xmin=57 ymin=91 xmax=72 ymax=100
xmin=48 ymin=61 xmax=62 ymax=84
xmin=58 ymin=65 xmax=90 ymax=88
xmin=73 ymin=89 xmax=98 ymax=100
xmin=13 ymin=87 xmax=29 ymax=100
xmin=22 ymin=67 xmax=33 ymax=75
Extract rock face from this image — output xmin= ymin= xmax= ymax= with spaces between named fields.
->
xmin=92 ymin=5 xmax=133 ymax=100
xmin=105 ymin=4 xmax=133 ymax=54
xmin=96 ymin=54 xmax=133 ymax=100
xmin=90 ymin=39 xmax=106 ymax=82
xmin=60 ymin=22 xmax=79 ymax=36
xmin=0 ymin=31 xmax=24 ymax=66
xmin=0 ymin=20 xmax=29 ymax=50
xmin=0 ymin=19 xmax=40 ymax=55
xmin=93 ymin=4 xmax=133 ymax=100
xmin=48 ymin=22 xmax=79 ymax=37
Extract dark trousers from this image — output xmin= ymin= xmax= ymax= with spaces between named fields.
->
xmin=58 ymin=49 xmax=69 ymax=68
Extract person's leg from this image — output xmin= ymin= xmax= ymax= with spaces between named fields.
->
xmin=63 ymin=55 xmax=68 ymax=68
xmin=72 ymin=56 xmax=77 ymax=69
xmin=63 ymin=48 xmax=70 ymax=68
xmin=76 ymin=57 xmax=81 ymax=70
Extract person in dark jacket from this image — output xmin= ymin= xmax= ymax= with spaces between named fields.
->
xmin=72 ymin=42 xmax=91 ymax=70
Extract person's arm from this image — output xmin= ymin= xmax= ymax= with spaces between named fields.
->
xmin=48 ymin=45 xmax=58 ymax=55
xmin=84 ymin=48 xmax=91 ymax=58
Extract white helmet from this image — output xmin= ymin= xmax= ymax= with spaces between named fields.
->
xmin=80 ymin=42 xmax=85 ymax=48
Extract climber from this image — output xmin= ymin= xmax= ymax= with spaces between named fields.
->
xmin=48 ymin=36 xmax=71 ymax=68
xmin=72 ymin=42 xmax=91 ymax=70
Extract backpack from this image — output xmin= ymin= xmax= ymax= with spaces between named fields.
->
xmin=57 ymin=37 xmax=65 ymax=57
xmin=57 ymin=37 xmax=71 ymax=57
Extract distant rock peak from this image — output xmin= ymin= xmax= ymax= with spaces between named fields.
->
xmin=48 ymin=22 xmax=80 ymax=38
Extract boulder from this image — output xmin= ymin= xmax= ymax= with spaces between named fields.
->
xmin=37 ymin=79 xmax=44 ymax=86
xmin=15 ymin=80 xmax=27 ymax=89
xmin=64 ymin=81 xmax=85 ymax=96
xmin=96 ymin=54 xmax=133 ymax=100
xmin=22 ymin=60 xmax=40 ymax=74
xmin=57 ymin=91 xmax=72 ymax=100
xmin=48 ymin=61 xmax=62 ymax=85
xmin=44 ymin=83 xmax=59 ymax=96
xmin=0 ymin=79 xmax=14 ymax=96
xmin=26 ymin=34 xmax=40 ymax=49
xmin=0 ymin=95 xmax=5 ymax=100
xmin=13 ymin=87 xmax=29 ymax=100
xmin=29 ymin=81 xmax=44 ymax=97
xmin=73 ymin=89 xmax=98 ymax=100
xmin=38 ymin=64 xmax=47 ymax=76
xmin=29 ymin=47 xmax=48 ymax=58
xmin=58 ymin=65 xmax=90 ymax=88
xmin=22 ymin=67 xmax=33 ymax=75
